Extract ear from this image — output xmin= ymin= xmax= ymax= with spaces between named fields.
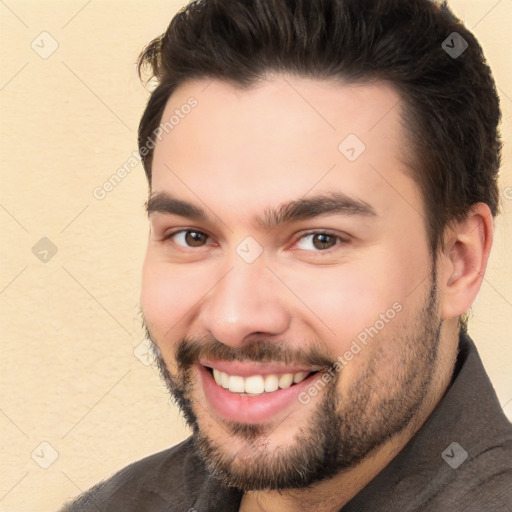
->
xmin=439 ymin=203 xmax=494 ymax=320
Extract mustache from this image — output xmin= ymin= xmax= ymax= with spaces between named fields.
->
xmin=143 ymin=322 xmax=334 ymax=369
xmin=174 ymin=336 xmax=335 ymax=369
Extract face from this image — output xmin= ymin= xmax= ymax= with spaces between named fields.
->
xmin=141 ymin=76 xmax=443 ymax=490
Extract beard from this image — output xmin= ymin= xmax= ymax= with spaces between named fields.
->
xmin=144 ymin=270 xmax=442 ymax=492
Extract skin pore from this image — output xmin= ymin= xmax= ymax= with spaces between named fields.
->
xmin=140 ymin=75 xmax=493 ymax=512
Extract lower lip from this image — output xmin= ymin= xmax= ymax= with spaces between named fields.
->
xmin=198 ymin=365 xmax=321 ymax=424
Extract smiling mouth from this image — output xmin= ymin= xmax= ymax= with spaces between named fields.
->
xmin=204 ymin=366 xmax=319 ymax=396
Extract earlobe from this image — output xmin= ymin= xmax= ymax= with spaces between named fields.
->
xmin=439 ymin=203 xmax=494 ymax=320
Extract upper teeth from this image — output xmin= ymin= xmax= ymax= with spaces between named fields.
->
xmin=212 ymin=369 xmax=309 ymax=395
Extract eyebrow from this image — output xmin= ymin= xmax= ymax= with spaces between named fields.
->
xmin=146 ymin=191 xmax=377 ymax=229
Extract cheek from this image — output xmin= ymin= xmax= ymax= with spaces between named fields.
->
xmin=141 ymin=256 xmax=208 ymax=340
xmin=281 ymin=259 xmax=402 ymax=346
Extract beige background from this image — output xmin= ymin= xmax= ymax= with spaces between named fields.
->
xmin=0 ymin=1 xmax=511 ymax=510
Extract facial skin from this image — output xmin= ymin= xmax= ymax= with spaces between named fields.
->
xmin=141 ymin=76 xmax=493 ymax=511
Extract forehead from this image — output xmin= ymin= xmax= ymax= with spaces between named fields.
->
xmin=151 ymin=76 xmax=423 ymax=226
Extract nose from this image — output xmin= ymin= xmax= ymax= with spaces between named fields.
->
xmin=197 ymin=257 xmax=291 ymax=348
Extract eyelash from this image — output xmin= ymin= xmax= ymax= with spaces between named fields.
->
xmin=160 ymin=229 xmax=349 ymax=253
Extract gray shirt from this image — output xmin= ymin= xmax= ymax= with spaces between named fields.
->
xmin=59 ymin=332 xmax=512 ymax=511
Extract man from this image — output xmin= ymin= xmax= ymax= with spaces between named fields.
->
xmin=60 ymin=0 xmax=512 ymax=510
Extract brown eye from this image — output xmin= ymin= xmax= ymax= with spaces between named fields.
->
xmin=184 ymin=231 xmax=208 ymax=247
xmin=312 ymin=234 xmax=338 ymax=250
xmin=296 ymin=232 xmax=341 ymax=251
xmin=167 ymin=230 xmax=209 ymax=247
